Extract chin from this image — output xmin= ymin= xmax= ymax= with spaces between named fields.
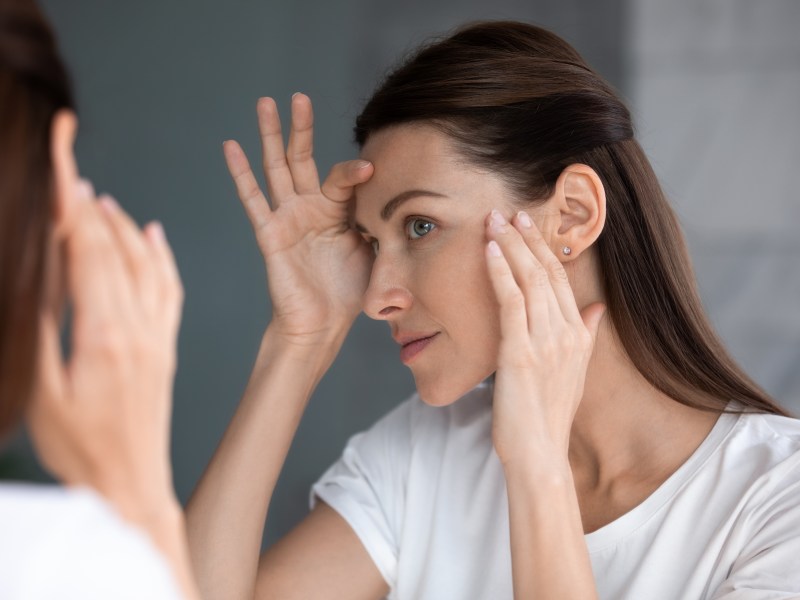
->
xmin=413 ymin=366 xmax=493 ymax=407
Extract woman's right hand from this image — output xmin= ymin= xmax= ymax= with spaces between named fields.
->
xmin=224 ymin=94 xmax=374 ymax=348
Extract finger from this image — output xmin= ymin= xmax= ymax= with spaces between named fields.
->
xmin=67 ymin=201 xmax=135 ymax=340
xmin=32 ymin=309 xmax=67 ymax=413
xmin=485 ymin=240 xmax=530 ymax=347
xmin=512 ymin=211 xmax=583 ymax=325
xmin=286 ymin=93 xmax=321 ymax=195
xmin=256 ymin=96 xmax=294 ymax=205
xmin=55 ymin=178 xmax=94 ymax=238
xmin=581 ymin=302 xmax=607 ymax=347
xmin=143 ymin=221 xmax=184 ymax=335
xmin=321 ymin=160 xmax=374 ymax=203
xmin=223 ymin=140 xmax=273 ymax=231
xmin=97 ymin=196 xmax=159 ymax=311
xmin=27 ymin=310 xmax=71 ymax=479
xmin=487 ymin=210 xmax=556 ymax=331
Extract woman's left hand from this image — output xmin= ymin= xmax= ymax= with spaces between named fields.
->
xmin=28 ymin=180 xmax=183 ymax=517
xmin=484 ymin=209 xmax=605 ymax=467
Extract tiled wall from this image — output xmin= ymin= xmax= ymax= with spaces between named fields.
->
xmin=631 ymin=0 xmax=800 ymax=412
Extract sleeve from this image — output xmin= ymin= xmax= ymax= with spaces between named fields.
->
xmin=711 ymin=455 xmax=800 ymax=599
xmin=310 ymin=398 xmax=414 ymax=590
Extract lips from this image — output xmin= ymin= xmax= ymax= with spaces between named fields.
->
xmin=397 ymin=332 xmax=440 ymax=364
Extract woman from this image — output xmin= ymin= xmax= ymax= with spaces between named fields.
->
xmin=186 ymin=21 xmax=800 ymax=599
xmin=0 ymin=1 xmax=198 ymax=597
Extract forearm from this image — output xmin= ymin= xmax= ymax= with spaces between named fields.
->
xmin=185 ymin=325 xmax=345 ymax=600
xmin=504 ymin=455 xmax=598 ymax=600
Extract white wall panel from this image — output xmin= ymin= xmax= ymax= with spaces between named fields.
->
xmin=631 ymin=0 xmax=800 ymax=410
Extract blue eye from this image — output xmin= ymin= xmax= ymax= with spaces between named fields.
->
xmin=407 ymin=218 xmax=436 ymax=239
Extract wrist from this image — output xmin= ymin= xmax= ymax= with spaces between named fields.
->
xmin=261 ymin=321 xmax=348 ymax=368
xmin=98 ymin=477 xmax=182 ymax=531
xmin=500 ymin=443 xmax=572 ymax=482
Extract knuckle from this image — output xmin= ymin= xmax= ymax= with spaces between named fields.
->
xmin=240 ymin=180 xmax=262 ymax=201
xmin=75 ymin=219 xmax=109 ymax=251
xmin=500 ymin=286 xmax=525 ymax=309
xmin=84 ymin=320 xmax=128 ymax=360
xmin=546 ymin=258 xmax=569 ymax=282
xmin=289 ymin=147 xmax=313 ymax=163
xmin=523 ymin=264 xmax=550 ymax=289
xmin=578 ymin=328 xmax=594 ymax=350
xmin=127 ymin=237 xmax=149 ymax=262
xmin=263 ymin=156 xmax=286 ymax=171
xmin=501 ymin=346 xmax=536 ymax=370
xmin=556 ymin=334 xmax=574 ymax=354
xmin=128 ymin=254 xmax=151 ymax=282
xmin=324 ymin=165 xmax=348 ymax=186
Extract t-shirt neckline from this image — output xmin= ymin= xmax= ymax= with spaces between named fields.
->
xmin=584 ymin=409 xmax=741 ymax=553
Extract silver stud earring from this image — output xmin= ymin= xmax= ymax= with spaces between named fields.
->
xmin=562 ymin=246 xmax=572 ymax=256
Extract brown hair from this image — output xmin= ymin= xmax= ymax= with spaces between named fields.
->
xmin=355 ymin=21 xmax=787 ymax=416
xmin=0 ymin=0 xmax=74 ymax=437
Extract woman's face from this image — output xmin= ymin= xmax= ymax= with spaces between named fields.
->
xmin=354 ymin=124 xmax=522 ymax=406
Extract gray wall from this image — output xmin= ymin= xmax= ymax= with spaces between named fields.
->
xmin=15 ymin=0 xmax=796 ymax=551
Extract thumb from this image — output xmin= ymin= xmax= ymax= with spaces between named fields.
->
xmin=321 ymin=160 xmax=374 ymax=202
xmin=580 ymin=302 xmax=607 ymax=346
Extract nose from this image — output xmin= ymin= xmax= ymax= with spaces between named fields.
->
xmin=362 ymin=253 xmax=413 ymax=321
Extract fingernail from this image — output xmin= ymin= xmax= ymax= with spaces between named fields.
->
xmin=75 ymin=178 xmax=94 ymax=200
xmin=517 ymin=211 xmax=533 ymax=228
xmin=354 ymin=160 xmax=371 ymax=170
xmin=490 ymin=210 xmax=507 ymax=231
xmin=487 ymin=240 xmax=502 ymax=257
xmin=147 ymin=221 xmax=166 ymax=244
xmin=292 ymin=92 xmax=302 ymax=99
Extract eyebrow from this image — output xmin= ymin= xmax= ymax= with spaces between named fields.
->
xmin=354 ymin=189 xmax=448 ymax=233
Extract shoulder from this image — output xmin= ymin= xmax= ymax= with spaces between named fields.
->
xmin=705 ymin=413 xmax=800 ymax=596
xmin=743 ymin=411 xmax=800 ymax=446
xmin=708 ymin=411 xmax=800 ymax=493
xmin=725 ymin=411 xmax=800 ymax=472
xmin=709 ymin=411 xmax=800 ymax=533
xmin=0 ymin=483 xmax=181 ymax=600
xmin=309 ymin=384 xmax=495 ymax=588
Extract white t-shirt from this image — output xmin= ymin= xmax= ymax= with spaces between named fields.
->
xmin=311 ymin=384 xmax=800 ymax=599
xmin=0 ymin=482 xmax=182 ymax=599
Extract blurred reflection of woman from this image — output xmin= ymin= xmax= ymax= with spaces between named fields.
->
xmin=0 ymin=1 xmax=198 ymax=598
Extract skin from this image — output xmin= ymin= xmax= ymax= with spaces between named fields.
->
xmin=355 ymin=124 xmax=510 ymax=406
xmin=186 ymin=95 xmax=720 ymax=599
xmin=23 ymin=110 xmax=201 ymax=600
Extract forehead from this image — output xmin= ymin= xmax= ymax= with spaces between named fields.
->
xmin=354 ymin=125 xmax=474 ymax=212
xmin=360 ymin=123 xmax=462 ymax=173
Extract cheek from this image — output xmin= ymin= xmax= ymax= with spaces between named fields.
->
xmin=412 ymin=240 xmax=502 ymax=406
xmin=421 ymin=233 xmax=502 ymax=343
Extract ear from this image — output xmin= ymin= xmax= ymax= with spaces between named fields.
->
xmin=547 ymin=164 xmax=606 ymax=261
xmin=50 ymin=109 xmax=79 ymax=234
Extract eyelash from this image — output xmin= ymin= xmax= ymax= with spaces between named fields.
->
xmin=367 ymin=217 xmax=437 ymax=255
